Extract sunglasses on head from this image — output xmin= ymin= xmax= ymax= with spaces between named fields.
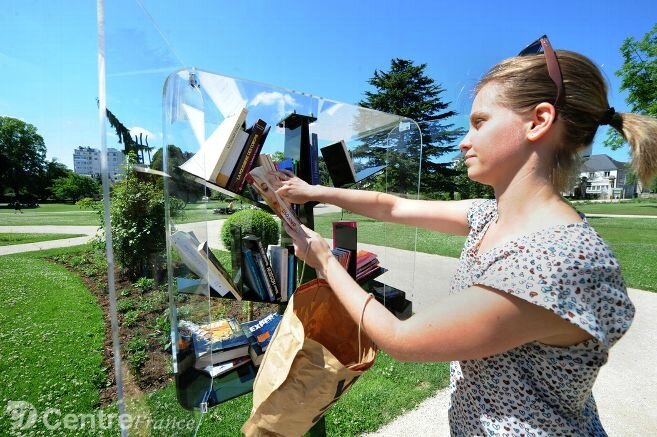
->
xmin=518 ymin=35 xmax=564 ymax=107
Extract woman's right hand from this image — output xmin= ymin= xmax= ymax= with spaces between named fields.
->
xmin=273 ymin=170 xmax=322 ymax=204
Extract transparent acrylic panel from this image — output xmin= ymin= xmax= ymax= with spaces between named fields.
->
xmin=162 ymin=67 xmax=423 ymax=415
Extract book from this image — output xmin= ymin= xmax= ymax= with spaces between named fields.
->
xmin=242 ymin=247 xmax=269 ymax=301
xmin=243 ymin=235 xmax=279 ymax=301
xmin=171 ymin=231 xmax=241 ymax=300
xmin=247 ymin=165 xmax=307 ymax=240
xmin=192 ymin=318 xmax=250 ymax=367
xmin=196 ymin=355 xmax=251 ymax=378
xmin=240 ymin=312 xmax=282 ymax=351
xmin=332 ymin=220 xmax=358 ymax=278
xmin=198 ymin=240 xmax=242 ymax=300
xmin=226 ymin=120 xmax=269 ymax=191
xmin=277 ymin=158 xmax=297 ymax=173
xmin=179 ymin=107 xmax=248 ymax=182
xmin=310 ymin=133 xmax=320 ymax=185
xmin=286 ymin=244 xmax=297 ymax=298
xmin=215 ymin=129 xmax=249 ymax=187
xmin=320 ymin=140 xmax=356 ymax=187
xmin=241 ymin=312 xmax=283 ymax=367
xmin=332 ymin=247 xmax=352 ymax=271
xmin=257 ymin=153 xmax=276 ymax=172
xmin=267 ymin=245 xmax=289 ymax=302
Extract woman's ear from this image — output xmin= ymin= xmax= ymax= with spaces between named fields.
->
xmin=527 ymin=102 xmax=557 ymax=142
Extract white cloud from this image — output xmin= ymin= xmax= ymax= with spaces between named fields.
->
xmin=128 ymin=126 xmax=157 ymax=143
xmin=249 ymin=91 xmax=296 ymax=120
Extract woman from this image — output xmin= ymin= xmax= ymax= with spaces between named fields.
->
xmin=274 ymin=37 xmax=657 ymax=435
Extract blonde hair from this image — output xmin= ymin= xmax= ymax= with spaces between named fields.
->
xmin=476 ymin=50 xmax=657 ymax=190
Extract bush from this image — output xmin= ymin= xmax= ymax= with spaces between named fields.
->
xmin=103 ymin=157 xmax=183 ymax=279
xmin=221 ymin=209 xmax=279 ymax=249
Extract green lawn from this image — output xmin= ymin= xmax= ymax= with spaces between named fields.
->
xmin=0 ymin=247 xmax=449 ymax=435
xmin=0 ymin=201 xmax=237 ymax=226
xmin=573 ymin=200 xmax=657 ymax=216
xmin=0 ymin=233 xmax=84 ymax=246
xmin=97 ymin=352 xmax=449 ymax=436
xmin=0 ymin=209 xmax=98 ymax=226
xmin=0 ymin=250 xmax=105 ymax=434
xmin=587 ymin=217 xmax=657 ymax=291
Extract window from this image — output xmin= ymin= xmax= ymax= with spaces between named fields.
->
xmin=603 ymin=171 xmax=610 ymax=177
xmin=589 ymin=172 xmax=595 ymax=179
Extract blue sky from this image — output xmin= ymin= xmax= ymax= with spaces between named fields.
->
xmin=1 ymin=0 xmax=655 ymax=169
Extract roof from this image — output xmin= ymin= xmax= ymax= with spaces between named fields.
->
xmin=581 ymin=154 xmax=627 ymax=172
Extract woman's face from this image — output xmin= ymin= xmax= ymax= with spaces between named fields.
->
xmin=459 ymin=83 xmax=530 ymax=187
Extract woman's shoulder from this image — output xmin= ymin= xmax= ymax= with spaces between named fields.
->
xmin=466 ymin=199 xmax=497 ymax=231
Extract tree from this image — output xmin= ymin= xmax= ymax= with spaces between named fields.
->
xmin=36 ymin=159 xmax=70 ymax=200
xmin=51 ymin=172 xmax=101 ymax=201
xmin=604 ymin=23 xmax=657 ymax=150
xmin=0 ymin=116 xmax=47 ymax=199
xmin=357 ymin=59 xmax=465 ymax=196
xmin=452 ymin=157 xmax=494 ymax=199
xmin=150 ymin=144 xmax=198 ymax=203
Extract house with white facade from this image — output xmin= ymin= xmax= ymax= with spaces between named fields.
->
xmin=73 ymin=146 xmax=125 ymax=181
xmin=577 ymin=154 xmax=636 ymax=199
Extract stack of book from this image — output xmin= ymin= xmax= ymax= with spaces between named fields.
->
xmin=183 ymin=312 xmax=283 ymax=377
xmin=178 ymin=107 xmax=271 ymax=193
xmin=355 ymin=249 xmax=387 ymax=283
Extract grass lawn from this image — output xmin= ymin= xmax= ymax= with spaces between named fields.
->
xmin=0 ymin=209 xmax=98 ymax=226
xmin=0 ymin=233 xmax=84 ymax=246
xmin=587 ymin=217 xmax=657 ymax=291
xmin=0 ymin=201 xmax=236 ymax=226
xmin=573 ymin=200 xmax=657 ymax=216
xmin=0 ymin=249 xmax=105 ymax=434
xmin=97 ymin=352 xmax=449 ymax=436
xmin=0 ymin=246 xmax=450 ymax=435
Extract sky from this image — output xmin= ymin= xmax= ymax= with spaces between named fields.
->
xmin=0 ymin=0 xmax=655 ymax=170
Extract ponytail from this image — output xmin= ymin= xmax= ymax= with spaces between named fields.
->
xmin=609 ymin=112 xmax=657 ymax=185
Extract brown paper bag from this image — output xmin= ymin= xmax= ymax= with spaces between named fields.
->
xmin=242 ymin=278 xmax=377 ymax=436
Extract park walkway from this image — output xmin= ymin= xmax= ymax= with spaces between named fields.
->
xmin=1 ymin=214 xmax=656 ymax=435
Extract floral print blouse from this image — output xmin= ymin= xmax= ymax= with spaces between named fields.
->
xmin=448 ymin=200 xmax=634 ymax=436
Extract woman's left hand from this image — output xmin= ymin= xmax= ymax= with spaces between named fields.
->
xmin=283 ymin=223 xmax=333 ymax=274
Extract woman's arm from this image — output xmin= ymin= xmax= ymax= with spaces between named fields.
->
xmin=290 ymin=224 xmax=592 ymax=362
xmin=274 ymin=171 xmax=475 ymax=236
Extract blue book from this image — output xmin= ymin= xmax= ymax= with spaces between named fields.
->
xmin=242 ymin=248 xmax=268 ymax=301
xmin=241 ymin=312 xmax=283 ymax=366
xmin=240 ymin=312 xmax=282 ymax=351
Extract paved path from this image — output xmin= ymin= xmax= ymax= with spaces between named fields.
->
xmin=0 ymin=225 xmax=98 ymax=256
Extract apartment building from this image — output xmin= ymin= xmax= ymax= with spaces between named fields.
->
xmin=73 ymin=146 xmax=125 ymax=181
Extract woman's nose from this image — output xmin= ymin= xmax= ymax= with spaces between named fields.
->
xmin=459 ymin=133 xmax=472 ymax=153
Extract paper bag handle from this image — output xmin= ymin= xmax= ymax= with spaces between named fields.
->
xmin=358 ymin=293 xmax=374 ymax=363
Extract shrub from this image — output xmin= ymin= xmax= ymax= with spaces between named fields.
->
xmin=221 ymin=208 xmax=279 ymax=249
xmin=103 ymin=156 xmax=183 ymax=279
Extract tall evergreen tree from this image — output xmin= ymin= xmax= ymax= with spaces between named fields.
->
xmin=357 ymin=58 xmax=465 ymax=196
